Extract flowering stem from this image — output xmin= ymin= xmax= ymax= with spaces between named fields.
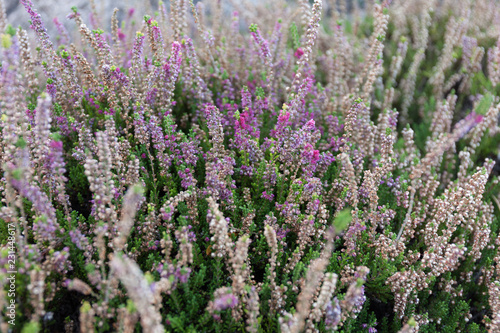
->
xmin=396 ymin=184 xmax=415 ymax=242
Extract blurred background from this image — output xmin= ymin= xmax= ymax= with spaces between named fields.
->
xmin=3 ymin=0 xmax=365 ymax=37
xmin=4 ymin=0 xmax=177 ymax=35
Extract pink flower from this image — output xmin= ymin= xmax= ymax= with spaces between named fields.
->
xmin=312 ymin=150 xmax=320 ymax=163
xmin=117 ymin=28 xmax=126 ymax=40
xmin=294 ymin=47 xmax=304 ymax=59
xmin=305 ymin=118 xmax=316 ymax=131
xmin=50 ymin=140 xmax=63 ymax=149
xmin=262 ymin=191 xmax=274 ymax=201
xmin=238 ymin=111 xmax=250 ymax=130
xmin=278 ymin=111 xmax=290 ymax=123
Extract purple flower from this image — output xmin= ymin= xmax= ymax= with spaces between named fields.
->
xmin=262 ymin=191 xmax=274 ymax=201
xmin=50 ymin=247 xmax=73 ymax=274
xmin=213 ymin=293 xmax=238 ymax=311
xmin=10 ymin=177 xmax=60 ymax=241
xmin=276 ymin=227 xmax=290 ymax=240
xmin=250 ymin=26 xmax=272 ymax=62
xmin=325 ymin=298 xmax=341 ymax=329
xmin=175 ymin=267 xmax=191 ymax=284
xmin=178 ymin=167 xmax=197 ymax=189
xmin=21 ymin=0 xmax=53 ymax=51
xmin=158 ymin=264 xmax=191 ymax=290
xmin=53 ymin=17 xmax=69 ymax=45
xmin=69 ymin=229 xmax=88 ymax=250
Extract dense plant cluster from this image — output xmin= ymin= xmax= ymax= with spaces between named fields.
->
xmin=1 ymin=0 xmax=500 ymax=331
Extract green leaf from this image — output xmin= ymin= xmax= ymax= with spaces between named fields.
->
xmin=334 ymin=209 xmax=352 ymax=233
xmin=475 ymin=92 xmax=493 ymax=116
xmin=21 ymin=321 xmax=40 ymax=333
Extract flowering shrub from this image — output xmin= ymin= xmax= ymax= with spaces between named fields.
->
xmin=1 ymin=0 xmax=500 ymax=332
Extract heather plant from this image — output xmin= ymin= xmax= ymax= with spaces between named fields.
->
xmin=1 ymin=0 xmax=500 ymax=332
